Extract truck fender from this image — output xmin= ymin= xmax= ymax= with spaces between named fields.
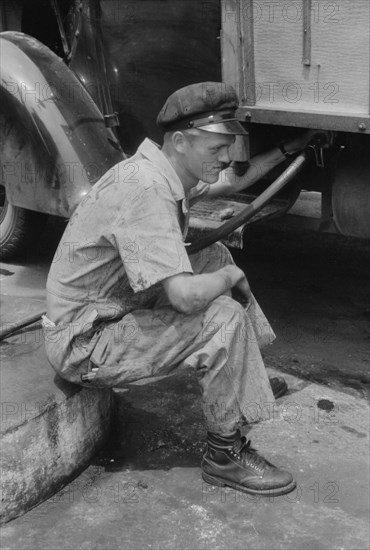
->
xmin=0 ymin=31 xmax=125 ymax=218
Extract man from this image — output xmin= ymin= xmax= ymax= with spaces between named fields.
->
xmin=44 ymin=82 xmax=309 ymax=497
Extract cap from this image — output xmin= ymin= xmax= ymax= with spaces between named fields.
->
xmin=156 ymin=82 xmax=247 ymax=135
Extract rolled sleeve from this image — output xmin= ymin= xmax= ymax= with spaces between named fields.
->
xmin=113 ymin=178 xmax=193 ymax=293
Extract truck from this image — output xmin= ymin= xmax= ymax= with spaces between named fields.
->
xmin=0 ymin=0 xmax=369 ymax=260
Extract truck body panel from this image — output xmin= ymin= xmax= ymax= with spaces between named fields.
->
xmin=222 ymin=0 xmax=370 ymax=133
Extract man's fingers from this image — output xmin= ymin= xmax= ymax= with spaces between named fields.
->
xmin=235 ymin=277 xmax=251 ymax=300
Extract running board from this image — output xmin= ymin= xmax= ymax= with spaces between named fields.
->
xmin=188 ymin=193 xmax=291 ymax=249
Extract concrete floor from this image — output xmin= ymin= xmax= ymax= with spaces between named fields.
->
xmin=1 ymin=220 xmax=369 ymax=549
xmin=1 ymin=368 xmax=369 ymax=550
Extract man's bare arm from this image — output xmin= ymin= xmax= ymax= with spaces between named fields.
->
xmin=208 ymin=130 xmax=318 ymax=197
xmin=162 ymin=265 xmax=250 ymax=314
xmin=208 ymin=147 xmax=286 ymax=197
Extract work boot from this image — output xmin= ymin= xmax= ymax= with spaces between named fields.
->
xmin=268 ymin=375 xmax=288 ymax=399
xmin=202 ymin=431 xmax=296 ymax=496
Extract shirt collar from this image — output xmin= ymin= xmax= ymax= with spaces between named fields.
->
xmin=137 ymin=138 xmax=185 ymax=201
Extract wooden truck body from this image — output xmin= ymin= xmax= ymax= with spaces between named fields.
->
xmin=221 ymin=0 xmax=369 ymax=238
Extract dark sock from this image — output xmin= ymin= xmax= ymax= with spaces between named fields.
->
xmin=207 ymin=430 xmax=240 ymax=447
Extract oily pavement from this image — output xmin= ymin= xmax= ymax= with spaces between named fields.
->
xmin=1 ymin=364 xmax=369 ymax=550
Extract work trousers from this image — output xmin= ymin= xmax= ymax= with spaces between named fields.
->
xmin=86 ymin=243 xmax=275 ymax=434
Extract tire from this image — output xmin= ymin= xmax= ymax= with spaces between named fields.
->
xmin=0 ymin=184 xmax=47 ymax=261
xmin=0 ymin=109 xmax=49 ymax=261
xmin=331 ymin=137 xmax=370 ymax=239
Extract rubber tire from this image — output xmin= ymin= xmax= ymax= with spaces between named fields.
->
xmin=331 ymin=142 xmax=370 ymax=239
xmin=0 ymin=187 xmax=47 ymax=261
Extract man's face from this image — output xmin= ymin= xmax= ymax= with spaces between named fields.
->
xmin=182 ymin=131 xmax=236 ymax=184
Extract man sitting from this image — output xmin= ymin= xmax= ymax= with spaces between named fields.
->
xmin=44 ymin=82 xmax=309 ymax=497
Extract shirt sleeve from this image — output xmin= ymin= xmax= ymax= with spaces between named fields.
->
xmin=112 ymin=177 xmax=193 ymax=293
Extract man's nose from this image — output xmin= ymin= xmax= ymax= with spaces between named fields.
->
xmin=218 ymin=147 xmax=231 ymax=164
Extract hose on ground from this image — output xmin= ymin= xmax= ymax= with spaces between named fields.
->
xmin=0 ymin=310 xmax=46 ymax=341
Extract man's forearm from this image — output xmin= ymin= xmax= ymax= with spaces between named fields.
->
xmin=171 ymin=266 xmax=243 ymax=314
xmin=188 ymin=267 xmax=239 ymax=310
xmin=208 ymin=130 xmax=316 ymax=197
xmin=243 ymin=147 xmax=286 ymax=189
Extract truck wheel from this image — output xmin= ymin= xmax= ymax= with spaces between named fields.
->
xmin=0 ymin=184 xmax=47 ymax=261
xmin=332 ymin=139 xmax=370 ymax=239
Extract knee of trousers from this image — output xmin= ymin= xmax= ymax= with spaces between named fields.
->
xmin=205 ymin=242 xmax=234 ymax=266
xmin=190 ymin=242 xmax=235 ymax=273
xmin=201 ymin=295 xmax=246 ymax=345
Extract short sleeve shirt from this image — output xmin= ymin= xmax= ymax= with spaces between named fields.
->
xmin=46 ymin=139 xmax=193 ymax=328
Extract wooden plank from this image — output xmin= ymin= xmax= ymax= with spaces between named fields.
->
xmin=237 ymin=106 xmax=370 ymax=134
xmin=302 ymin=0 xmax=312 ymax=66
xmin=240 ymin=0 xmax=255 ymax=105
xmin=221 ymin=0 xmax=250 ymax=161
xmin=221 ymin=0 xmax=242 ymax=98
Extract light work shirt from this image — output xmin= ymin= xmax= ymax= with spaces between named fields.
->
xmin=45 ymin=139 xmax=193 ymax=373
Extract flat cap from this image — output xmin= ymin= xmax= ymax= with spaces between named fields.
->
xmin=156 ymin=82 xmax=247 ymax=135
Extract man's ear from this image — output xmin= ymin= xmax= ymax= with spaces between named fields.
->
xmin=172 ymin=131 xmax=188 ymax=154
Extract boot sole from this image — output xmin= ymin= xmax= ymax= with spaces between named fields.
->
xmin=202 ymin=471 xmax=297 ymax=497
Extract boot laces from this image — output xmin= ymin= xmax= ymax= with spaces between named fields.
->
xmin=231 ymin=436 xmax=265 ymax=473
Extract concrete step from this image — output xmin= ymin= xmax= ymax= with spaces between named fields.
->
xmin=0 ymin=300 xmax=113 ymax=524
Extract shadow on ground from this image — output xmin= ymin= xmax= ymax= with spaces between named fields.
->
xmin=94 ymin=370 xmax=208 ymax=472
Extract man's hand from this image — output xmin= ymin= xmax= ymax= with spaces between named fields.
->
xmin=232 ymin=271 xmax=252 ymax=307
xmin=226 ymin=265 xmax=252 ymax=306
xmin=284 ymin=130 xmax=332 ymax=155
